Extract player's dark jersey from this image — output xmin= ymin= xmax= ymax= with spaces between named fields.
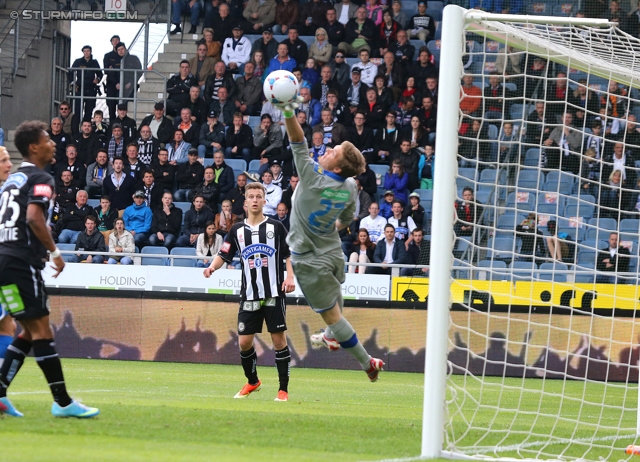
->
xmin=0 ymin=162 xmax=55 ymax=269
xmin=218 ymin=217 xmax=290 ymax=302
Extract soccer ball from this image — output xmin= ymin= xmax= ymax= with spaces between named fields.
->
xmin=263 ymin=70 xmax=300 ymax=106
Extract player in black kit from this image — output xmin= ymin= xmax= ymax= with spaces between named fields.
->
xmin=203 ymin=182 xmax=296 ymax=402
xmin=0 ymin=120 xmax=99 ymax=418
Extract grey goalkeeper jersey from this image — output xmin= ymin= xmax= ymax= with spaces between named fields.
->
xmin=287 ymin=141 xmax=357 ymax=255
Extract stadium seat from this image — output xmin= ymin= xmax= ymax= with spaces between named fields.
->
xmin=486 ymin=237 xmax=520 ymax=264
xmin=428 ymin=0 xmax=443 ymax=10
xmin=299 ymin=36 xmax=315 ymax=47
xmin=203 ymin=158 xmax=214 ymax=167
xmin=479 ymin=168 xmax=506 ymax=185
xmin=413 ymin=188 xmax=433 ymax=203
xmin=248 ymin=159 xmax=261 ymax=174
xmin=140 ymin=246 xmax=169 ymax=266
xmin=510 ymin=260 xmax=538 ymax=280
xmin=620 ymin=218 xmax=640 ymax=233
xmin=576 ymin=249 xmax=598 ymax=268
xmin=58 ymin=243 xmax=77 ymax=263
xmin=538 ymin=261 xmax=568 ymax=282
xmin=505 ymin=191 xmax=536 ymax=211
xmin=87 ymin=198 xmax=99 ymax=208
xmin=542 ymin=180 xmax=574 ymax=195
xmin=403 ymin=0 xmax=418 ymax=15
xmin=574 ymin=273 xmax=595 ymax=283
xmin=426 ymin=9 xmax=442 ymax=21
xmin=453 ymin=236 xmax=474 ymax=262
xmin=458 ymin=167 xmax=477 ymax=181
xmin=170 ymin=247 xmax=197 ymax=267
xmin=523 ymin=148 xmax=541 ymax=167
xmin=248 ymin=116 xmax=261 ymax=128
xmin=516 ymin=168 xmax=544 ymax=191
xmin=174 ymin=202 xmax=191 ymax=225
xmin=564 ymin=203 xmax=596 ymax=220
xmin=427 ymin=40 xmax=441 ymax=64
xmin=476 ymin=259 xmax=509 ymax=281
xmin=584 ymin=218 xmax=617 ymax=241
xmin=224 ymin=158 xmax=247 ymax=173
xmin=545 ymin=170 xmax=577 ymax=186
xmin=528 ymin=1 xmax=553 ymax=15
xmin=369 ymin=164 xmax=390 ymax=185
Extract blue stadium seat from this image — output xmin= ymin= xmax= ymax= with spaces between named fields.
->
xmin=248 ymin=116 xmax=261 ymax=128
xmin=248 ymin=159 xmax=261 ymax=174
xmin=224 ymin=158 xmax=247 ymax=173
xmin=140 ymin=246 xmax=169 ymax=266
xmin=545 ymin=170 xmax=577 ymax=185
xmin=413 ymin=189 xmax=433 ymax=202
xmin=87 ymin=198 xmax=99 ymax=208
xmin=427 ymin=40 xmax=441 ymax=64
xmin=174 ymin=201 xmax=192 ymax=221
xmin=476 ymin=259 xmax=509 ymax=281
xmin=523 ymin=148 xmax=541 ymax=167
xmin=620 ymin=218 xmax=640 ymax=233
xmin=58 ymin=243 xmax=77 ymax=263
xmin=403 ymin=0 xmax=418 ymax=15
xmin=584 ymin=218 xmax=617 ymax=241
xmin=299 ymin=36 xmax=315 ymax=47
xmin=458 ymin=167 xmax=477 ymax=181
xmin=517 ymin=169 xmax=544 ymax=190
xmin=486 ymin=237 xmax=520 ymax=263
xmin=528 ymin=1 xmax=553 ymax=15
xmin=542 ymin=180 xmax=574 ymax=195
xmin=203 ymin=158 xmax=214 ymax=167
xmin=479 ymin=168 xmax=506 ymax=185
xmin=428 ymin=0 xmax=443 ymax=10
xmin=510 ymin=260 xmax=537 ymax=280
xmin=506 ymin=191 xmax=536 ymax=211
xmin=170 ymin=247 xmax=197 ymax=267
xmin=538 ymin=261 xmax=569 ymax=282
xmin=426 ymin=9 xmax=442 ymax=21
xmin=574 ymin=273 xmax=595 ymax=283
xmin=564 ymin=203 xmax=596 ymax=220
xmin=369 ymin=163 xmax=390 ymax=180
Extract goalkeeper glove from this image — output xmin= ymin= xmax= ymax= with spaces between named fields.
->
xmin=273 ymin=95 xmax=304 ymax=118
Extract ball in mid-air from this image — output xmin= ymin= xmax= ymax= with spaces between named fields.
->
xmin=263 ymin=70 xmax=300 ymax=105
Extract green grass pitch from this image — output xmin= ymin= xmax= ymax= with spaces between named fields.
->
xmin=2 ymin=359 xmax=425 ymax=462
xmin=3 ymin=359 xmax=637 ymax=461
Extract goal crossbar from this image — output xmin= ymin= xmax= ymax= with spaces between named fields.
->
xmin=463 ymin=13 xmax=640 ymax=90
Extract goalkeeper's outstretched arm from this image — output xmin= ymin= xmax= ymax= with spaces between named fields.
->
xmin=284 ymin=109 xmax=305 ymax=143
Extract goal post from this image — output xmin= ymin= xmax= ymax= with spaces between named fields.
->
xmin=424 ymin=5 xmax=640 ymax=460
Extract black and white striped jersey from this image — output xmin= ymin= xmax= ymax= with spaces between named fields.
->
xmin=0 ymin=162 xmax=55 ymax=269
xmin=218 ymin=217 xmax=290 ymax=301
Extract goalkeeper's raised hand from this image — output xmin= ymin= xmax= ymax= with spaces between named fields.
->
xmin=274 ymin=95 xmax=305 ymax=118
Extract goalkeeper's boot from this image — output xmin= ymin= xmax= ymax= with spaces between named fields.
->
xmin=234 ymin=380 xmax=261 ymax=398
xmin=366 ymin=358 xmax=384 ymax=382
xmin=310 ymin=330 xmax=340 ymax=351
xmin=274 ymin=390 xmax=288 ymax=402
xmin=0 ymin=397 xmax=23 ymax=417
xmin=51 ymin=400 xmax=100 ymax=418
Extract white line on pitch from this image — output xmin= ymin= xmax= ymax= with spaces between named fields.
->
xmin=11 ymin=389 xmax=115 ymax=395
xmin=371 ymin=433 xmax=639 ymax=462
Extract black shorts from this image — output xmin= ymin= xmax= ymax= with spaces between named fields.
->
xmin=237 ymin=297 xmax=287 ymax=335
xmin=0 ymin=256 xmax=50 ymax=321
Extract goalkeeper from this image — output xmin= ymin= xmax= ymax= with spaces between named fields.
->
xmin=277 ymin=96 xmax=385 ymax=381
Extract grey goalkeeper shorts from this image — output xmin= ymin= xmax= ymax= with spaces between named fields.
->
xmin=291 ymin=247 xmax=345 ymax=313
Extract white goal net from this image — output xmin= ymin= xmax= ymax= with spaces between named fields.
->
xmin=424 ymin=6 xmax=640 ymax=461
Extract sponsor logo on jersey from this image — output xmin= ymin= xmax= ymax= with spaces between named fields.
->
xmin=321 ymin=188 xmax=350 ymax=202
xmin=241 ymin=243 xmax=276 ymax=260
xmin=248 ymin=257 xmax=269 ymax=269
xmin=221 ymin=242 xmax=231 ymax=253
xmin=266 ymin=231 xmax=274 ymax=239
xmin=34 ymin=184 xmax=53 ymax=199
xmin=313 ymin=163 xmax=324 ymax=175
xmin=1 ymin=172 xmax=28 ymax=192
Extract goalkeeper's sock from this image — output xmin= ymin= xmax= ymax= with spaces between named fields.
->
xmin=275 ymin=346 xmax=290 ymax=393
xmin=0 ymin=336 xmax=32 ymax=397
xmin=240 ymin=346 xmax=259 ymax=385
xmin=328 ymin=317 xmax=371 ymax=370
xmin=0 ymin=334 xmax=12 ymax=360
xmin=33 ymin=339 xmax=72 ymax=407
